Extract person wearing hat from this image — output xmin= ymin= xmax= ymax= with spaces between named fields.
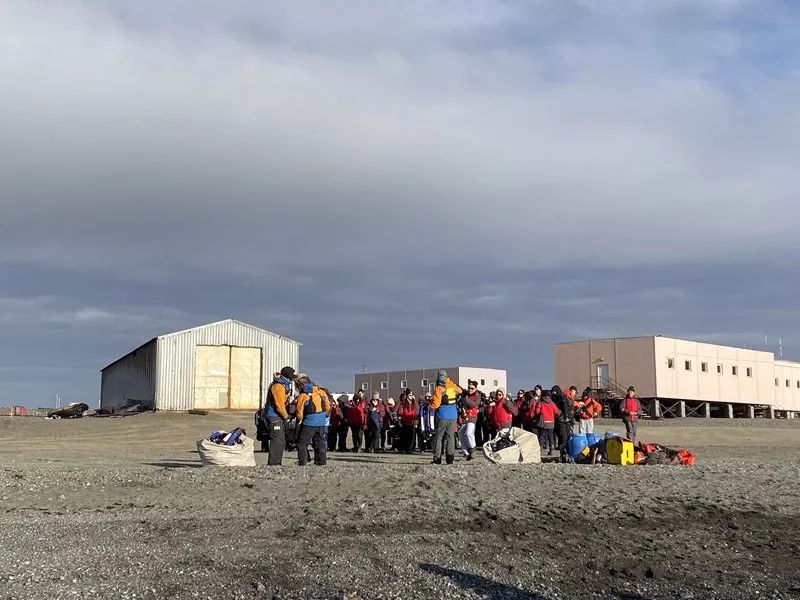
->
xmin=294 ymin=375 xmax=331 ymax=466
xmin=619 ymin=386 xmax=641 ymax=441
xmin=365 ymin=392 xmax=383 ymax=453
xmin=262 ymin=366 xmax=296 ymax=466
xmin=429 ymin=369 xmax=463 ymax=464
xmin=381 ymin=397 xmax=397 ymax=451
xmin=396 ymin=389 xmax=418 ymax=453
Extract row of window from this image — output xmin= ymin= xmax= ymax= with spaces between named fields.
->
xmin=361 ymin=378 xmax=500 ymax=392
xmin=668 ymin=358 xmax=752 ymax=377
xmin=666 ymin=358 xmax=800 ymax=388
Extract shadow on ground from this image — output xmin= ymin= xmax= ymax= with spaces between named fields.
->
xmin=420 ymin=564 xmax=547 ymax=600
xmin=146 ymin=460 xmax=203 ymax=469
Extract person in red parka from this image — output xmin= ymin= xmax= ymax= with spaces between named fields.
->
xmin=395 ymin=389 xmax=418 ymax=454
xmin=347 ymin=390 xmax=368 ymax=452
xmin=533 ymin=390 xmax=561 ymax=455
xmin=491 ymin=389 xmax=518 ymax=434
xmin=522 ymin=385 xmax=543 ymax=432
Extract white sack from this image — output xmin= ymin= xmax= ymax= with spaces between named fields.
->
xmin=482 ymin=427 xmax=541 ymax=465
xmin=197 ymin=435 xmax=256 ymax=467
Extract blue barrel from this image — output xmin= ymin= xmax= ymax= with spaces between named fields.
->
xmin=568 ymin=434 xmax=588 ymax=458
xmin=586 ymin=433 xmax=603 ymax=447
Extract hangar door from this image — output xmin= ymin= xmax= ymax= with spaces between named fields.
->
xmin=193 ymin=345 xmax=262 ymax=410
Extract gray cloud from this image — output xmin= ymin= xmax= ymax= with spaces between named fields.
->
xmin=1 ymin=1 xmax=798 ymax=404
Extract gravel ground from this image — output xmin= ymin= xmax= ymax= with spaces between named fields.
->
xmin=1 ymin=413 xmax=799 ymax=600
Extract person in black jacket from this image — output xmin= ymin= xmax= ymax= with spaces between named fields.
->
xmin=551 ymin=385 xmax=574 ymax=461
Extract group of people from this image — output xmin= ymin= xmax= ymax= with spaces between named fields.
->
xmin=257 ymin=367 xmax=643 ymax=466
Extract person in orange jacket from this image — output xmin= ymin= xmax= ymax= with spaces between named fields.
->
xmin=262 ymin=366 xmax=295 ymax=466
xmin=294 ymin=375 xmax=332 ymax=466
xmin=429 ymin=369 xmax=463 ymax=464
xmin=574 ymin=387 xmax=603 ymax=434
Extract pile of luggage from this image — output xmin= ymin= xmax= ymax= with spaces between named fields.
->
xmin=197 ymin=426 xmax=256 ymax=466
xmin=568 ymin=432 xmax=695 ymax=466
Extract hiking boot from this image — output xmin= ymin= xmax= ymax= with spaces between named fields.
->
xmin=431 ymin=457 xmax=442 ymax=465
xmin=445 ymin=454 xmax=455 ymax=465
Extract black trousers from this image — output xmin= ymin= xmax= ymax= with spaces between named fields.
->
xmin=337 ymin=423 xmax=349 ymax=451
xmin=537 ymin=427 xmax=555 ymax=450
xmin=297 ymin=425 xmax=327 ymax=466
xmin=365 ymin=425 xmax=382 ymax=452
xmin=327 ymin=425 xmax=338 ymax=451
xmin=267 ymin=417 xmax=286 ymax=466
xmin=398 ymin=424 xmax=415 ymax=453
xmin=555 ymin=422 xmax=572 ymax=449
xmin=557 ymin=422 xmax=572 ymax=453
xmin=350 ymin=425 xmax=363 ymax=451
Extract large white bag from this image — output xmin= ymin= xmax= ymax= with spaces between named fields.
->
xmin=482 ymin=427 xmax=541 ymax=465
xmin=197 ymin=435 xmax=256 ymax=466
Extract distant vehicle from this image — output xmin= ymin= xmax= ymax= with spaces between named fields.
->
xmin=47 ymin=403 xmax=90 ymax=419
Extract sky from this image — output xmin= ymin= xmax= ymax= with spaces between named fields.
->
xmin=1 ymin=1 xmax=799 ymax=407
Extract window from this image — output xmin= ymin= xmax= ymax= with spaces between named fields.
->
xmin=400 ymin=380 xmax=407 ymax=389
xmin=796 ymin=381 xmax=800 ymax=389
xmin=775 ymin=378 xmax=779 ymax=386
xmin=361 ymin=382 xmax=369 ymax=391
xmin=786 ymin=379 xmax=791 ymax=388
xmin=746 ymin=368 xmax=752 ymax=377
xmin=380 ymin=381 xmax=388 ymax=390
xmin=684 ymin=360 xmax=692 ymax=371
xmin=667 ymin=358 xmax=674 ymax=369
xmin=420 ymin=378 xmax=429 ymax=388
xmin=717 ymin=364 xmax=723 ymax=374
xmin=732 ymin=366 xmax=738 ymax=376
xmin=701 ymin=362 xmax=708 ymax=373
xmin=428 ymin=383 xmax=434 ymax=392
xmin=493 ymin=379 xmax=499 ymax=387
xmin=480 ymin=379 xmax=485 ymax=386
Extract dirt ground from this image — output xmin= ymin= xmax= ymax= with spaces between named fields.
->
xmin=1 ymin=413 xmax=799 ymax=600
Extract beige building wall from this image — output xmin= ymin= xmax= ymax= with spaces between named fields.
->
xmin=554 ymin=337 xmax=656 ymax=397
xmin=654 ymin=337 xmax=774 ymax=404
xmin=556 ymin=336 xmax=800 ymax=411
xmin=774 ymin=360 xmax=800 ymax=411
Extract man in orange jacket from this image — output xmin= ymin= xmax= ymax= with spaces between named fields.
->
xmin=262 ymin=366 xmax=295 ymax=466
xmin=295 ymin=374 xmax=332 ymax=466
xmin=429 ymin=369 xmax=463 ymax=464
xmin=574 ymin=388 xmax=603 ymax=434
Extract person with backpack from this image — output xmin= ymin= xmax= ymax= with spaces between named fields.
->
xmin=294 ymin=375 xmax=332 ymax=466
xmin=429 ymin=369 xmax=463 ymax=464
xmin=458 ymin=380 xmax=482 ymax=461
xmin=327 ymin=394 xmax=344 ymax=452
xmin=417 ymin=392 xmax=435 ymax=451
xmin=347 ymin=390 xmax=368 ymax=453
xmin=620 ymin=386 xmax=641 ymax=440
xmin=574 ymin=388 xmax=602 ymax=434
xmin=262 ymin=366 xmax=295 ymax=466
xmin=533 ymin=389 xmax=561 ymax=456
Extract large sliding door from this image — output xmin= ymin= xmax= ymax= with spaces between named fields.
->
xmin=193 ymin=345 xmax=262 ymax=410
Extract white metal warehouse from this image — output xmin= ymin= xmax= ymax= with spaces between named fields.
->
xmin=100 ymin=319 xmax=301 ymax=412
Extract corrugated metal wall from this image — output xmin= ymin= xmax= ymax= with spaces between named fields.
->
xmin=100 ymin=340 xmax=157 ymax=410
xmin=154 ymin=320 xmax=300 ymax=411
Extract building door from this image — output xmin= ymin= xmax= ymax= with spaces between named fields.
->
xmin=229 ymin=347 xmax=262 ymax=410
xmin=597 ymin=364 xmax=610 ymax=388
xmin=194 ymin=346 xmax=231 ymax=409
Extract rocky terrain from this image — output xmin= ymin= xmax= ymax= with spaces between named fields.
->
xmin=1 ymin=413 xmax=799 ymax=599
